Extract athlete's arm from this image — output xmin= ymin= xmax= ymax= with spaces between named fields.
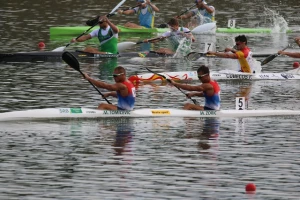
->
xmin=83 ymin=74 xmax=127 ymax=92
xmin=106 ymin=18 xmax=119 ymax=33
xmin=119 ymin=9 xmax=135 ymax=15
xmin=178 ymin=11 xmax=194 ymax=20
xmin=171 ymin=81 xmax=204 ymax=92
xmin=187 ymin=92 xmax=203 ymax=97
xmin=146 ymin=0 xmax=159 ymax=12
xmin=278 ymin=51 xmax=300 ymax=58
xmin=207 ymin=51 xmax=238 ymax=59
xmin=202 ymin=4 xmax=214 ymax=13
xmin=104 ymin=91 xmax=117 ymax=98
xmin=71 ymin=34 xmax=91 ymax=43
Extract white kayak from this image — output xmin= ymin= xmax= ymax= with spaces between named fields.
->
xmin=0 ymin=107 xmax=299 ymax=121
xmin=128 ymin=69 xmax=300 ymax=83
xmin=191 ymin=22 xmax=217 ymax=34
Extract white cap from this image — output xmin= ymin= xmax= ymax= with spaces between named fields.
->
xmin=195 ymin=0 xmax=207 ymax=4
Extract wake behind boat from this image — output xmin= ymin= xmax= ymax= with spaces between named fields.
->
xmin=129 ymin=69 xmax=300 ymax=83
xmin=0 ymin=107 xmax=299 ymax=122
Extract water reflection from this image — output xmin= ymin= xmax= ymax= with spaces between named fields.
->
xmin=176 ymin=118 xmax=220 ymax=153
xmin=101 ymin=118 xmax=134 ymax=156
xmin=196 ymin=118 xmax=220 ymax=154
xmin=235 ymin=83 xmax=253 ymax=109
xmin=98 ymin=57 xmax=119 ymax=80
xmin=234 ymin=119 xmax=246 ymax=146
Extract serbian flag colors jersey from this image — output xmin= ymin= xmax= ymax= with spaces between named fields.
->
xmin=117 ymin=81 xmax=136 ymax=110
xmin=203 ymin=80 xmax=221 ymax=110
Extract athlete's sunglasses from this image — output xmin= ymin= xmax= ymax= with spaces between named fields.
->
xmin=112 ymin=73 xmax=124 ymax=77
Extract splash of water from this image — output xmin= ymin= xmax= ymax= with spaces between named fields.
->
xmin=263 ymin=7 xmax=289 ymax=33
xmin=187 ymin=14 xmax=212 ymax=30
xmin=216 ymin=36 xmax=235 ymax=51
xmin=173 ymin=37 xmax=192 ymax=58
xmin=252 ymin=60 xmax=262 ymax=74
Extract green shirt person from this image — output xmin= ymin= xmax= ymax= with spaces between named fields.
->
xmin=71 ymin=16 xmax=119 ymax=54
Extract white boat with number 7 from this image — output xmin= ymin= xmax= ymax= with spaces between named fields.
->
xmin=128 ymin=69 xmax=300 ymax=83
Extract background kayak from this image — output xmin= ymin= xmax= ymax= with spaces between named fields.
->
xmin=50 ymin=25 xmax=293 ymax=36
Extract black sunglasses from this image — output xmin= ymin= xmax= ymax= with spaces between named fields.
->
xmin=98 ymin=21 xmax=103 ymax=24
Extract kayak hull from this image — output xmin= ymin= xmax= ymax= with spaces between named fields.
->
xmin=0 ymin=108 xmax=299 ymax=121
xmin=128 ymin=70 xmax=300 ymax=83
xmin=49 ymin=25 xmax=292 ymax=36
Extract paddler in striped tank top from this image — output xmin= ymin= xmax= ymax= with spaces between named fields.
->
xmin=177 ymin=0 xmax=215 ymax=24
xmin=143 ymin=18 xmax=195 ymax=55
xmin=169 ymin=65 xmax=221 ymax=110
xmin=207 ymin=35 xmax=255 ymax=73
xmin=117 ymin=0 xmax=159 ymax=28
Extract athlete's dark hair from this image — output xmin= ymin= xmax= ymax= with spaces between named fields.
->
xmin=197 ymin=65 xmax=210 ymax=74
xmin=167 ymin=18 xmax=179 ymax=26
xmin=114 ymin=66 xmax=126 ymax=74
xmin=235 ymin=35 xmax=247 ymax=44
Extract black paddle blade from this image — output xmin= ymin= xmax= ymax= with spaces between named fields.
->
xmin=62 ymin=51 xmax=80 ymax=72
xmin=86 ymin=15 xmax=100 ymax=26
xmin=186 ymin=52 xmax=203 ymax=61
xmin=261 ymin=54 xmax=277 ymax=66
xmin=261 ymin=45 xmax=289 ymax=66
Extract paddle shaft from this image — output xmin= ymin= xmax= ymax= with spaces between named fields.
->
xmin=261 ymin=45 xmax=289 ymax=66
xmin=177 ymin=4 xmax=196 ymax=17
xmin=185 ymin=52 xmax=215 ymax=61
xmin=65 ymin=25 xmax=96 ymax=48
xmin=136 ymin=36 xmax=165 ymax=44
xmin=89 ymin=5 xmax=139 ymax=26
xmin=186 ymin=49 xmax=290 ymax=62
xmin=146 ymin=68 xmax=198 ymax=105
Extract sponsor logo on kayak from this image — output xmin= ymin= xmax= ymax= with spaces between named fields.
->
xmin=59 ymin=108 xmax=69 ymax=113
xmin=151 ymin=110 xmax=171 ymax=115
xmin=200 ymin=111 xmax=217 ymax=115
xmin=281 ymin=73 xmax=295 ymax=79
xmin=86 ymin=111 xmax=96 ymax=114
xmin=103 ymin=110 xmax=131 ymax=115
xmin=59 ymin=108 xmax=83 ymax=114
xmin=226 ymin=74 xmax=252 ymax=79
xmin=70 ymin=108 xmax=83 ymax=113
xmin=259 ymin=74 xmax=270 ymax=79
xmin=94 ymin=54 xmax=119 ymax=58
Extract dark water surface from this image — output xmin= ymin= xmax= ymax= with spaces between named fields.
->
xmin=1 ymin=0 xmax=300 ymax=199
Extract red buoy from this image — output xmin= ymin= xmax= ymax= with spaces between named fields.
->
xmin=293 ymin=62 xmax=299 ymax=69
xmin=38 ymin=42 xmax=45 ymax=49
xmin=245 ymin=183 xmax=256 ymax=193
